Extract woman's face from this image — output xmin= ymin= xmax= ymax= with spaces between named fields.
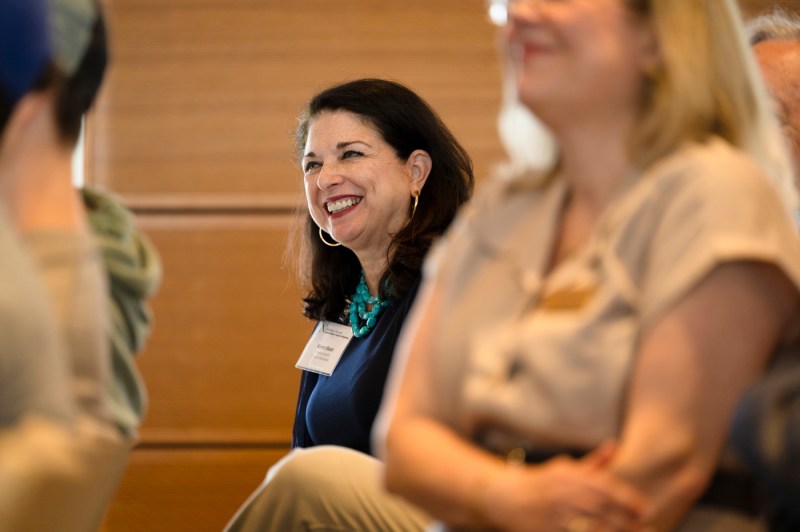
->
xmin=505 ymin=0 xmax=657 ymax=124
xmin=302 ymin=110 xmax=416 ymax=258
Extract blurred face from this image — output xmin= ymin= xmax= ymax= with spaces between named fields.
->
xmin=504 ymin=0 xmax=657 ymax=125
xmin=302 ymin=110 xmax=415 ymax=257
xmin=754 ymin=39 xmax=800 ymax=190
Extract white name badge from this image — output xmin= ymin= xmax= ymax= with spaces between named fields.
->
xmin=295 ymin=321 xmax=353 ymax=376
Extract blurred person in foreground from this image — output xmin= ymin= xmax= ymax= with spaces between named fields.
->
xmin=374 ymin=0 xmax=800 ymax=530
xmin=0 ymin=0 xmax=110 ymax=527
xmin=0 ymin=0 xmax=74 ymax=441
xmin=0 ymin=0 xmax=159 ymax=528
xmin=225 ymin=78 xmax=473 ymax=532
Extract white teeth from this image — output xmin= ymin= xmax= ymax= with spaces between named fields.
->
xmin=327 ymin=197 xmax=361 ymax=214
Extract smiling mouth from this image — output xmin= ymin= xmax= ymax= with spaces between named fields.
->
xmin=326 ymin=197 xmax=362 ymax=214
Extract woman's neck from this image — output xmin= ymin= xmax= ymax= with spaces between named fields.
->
xmin=554 ymin=114 xmax=638 ymax=215
xmin=357 ymin=254 xmax=388 ymax=296
xmin=0 ymin=109 xmax=85 ymax=234
xmin=542 ymin=114 xmax=639 ymax=274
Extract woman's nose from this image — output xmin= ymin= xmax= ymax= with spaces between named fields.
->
xmin=507 ymin=0 xmax=545 ymax=23
xmin=316 ymin=163 xmax=344 ymax=190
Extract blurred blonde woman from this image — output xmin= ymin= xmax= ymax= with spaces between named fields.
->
xmin=376 ymin=1 xmax=800 ymax=531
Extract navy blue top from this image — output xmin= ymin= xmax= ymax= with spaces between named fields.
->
xmin=292 ymin=277 xmax=421 ymax=456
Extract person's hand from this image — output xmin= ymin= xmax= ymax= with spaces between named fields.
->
xmin=481 ymin=443 xmax=650 ymax=532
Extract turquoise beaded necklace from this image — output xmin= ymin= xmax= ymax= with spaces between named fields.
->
xmin=349 ymin=270 xmax=390 ymax=338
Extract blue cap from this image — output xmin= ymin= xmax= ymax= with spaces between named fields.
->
xmin=0 ymin=0 xmax=52 ymax=104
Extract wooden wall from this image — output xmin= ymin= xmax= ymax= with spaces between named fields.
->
xmin=742 ymin=0 xmax=800 ymax=15
xmin=94 ymin=1 xmax=800 ymax=530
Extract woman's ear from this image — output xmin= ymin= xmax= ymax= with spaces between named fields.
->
xmin=406 ymin=149 xmax=432 ymax=194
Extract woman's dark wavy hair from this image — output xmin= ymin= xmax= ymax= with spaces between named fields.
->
xmin=291 ymin=78 xmax=474 ymax=322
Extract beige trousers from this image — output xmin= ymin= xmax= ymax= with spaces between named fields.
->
xmin=224 ymin=445 xmax=765 ymax=532
xmin=225 ymin=445 xmax=430 ymax=532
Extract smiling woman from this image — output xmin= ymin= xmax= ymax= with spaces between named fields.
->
xmin=301 ymin=110 xmax=429 ymax=290
xmin=224 ymin=79 xmax=474 ymax=531
xmin=293 ymin=79 xmax=475 ymax=332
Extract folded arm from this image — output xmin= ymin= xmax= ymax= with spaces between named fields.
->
xmin=608 ymin=261 xmax=798 ymax=530
xmin=374 ymin=281 xmax=648 ymax=531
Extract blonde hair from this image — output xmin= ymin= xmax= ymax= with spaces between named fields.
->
xmin=633 ymin=0 xmax=796 ymax=212
xmin=498 ymin=0 xmax=797 ymax=213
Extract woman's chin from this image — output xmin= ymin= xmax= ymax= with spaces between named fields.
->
xmin=329 ymin=231 xmax=357 ymax=250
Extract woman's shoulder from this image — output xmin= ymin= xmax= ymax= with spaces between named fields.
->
xmin=424 ymin=171 xmax=561 ymax=280
xmin=648 ymin=137 xmax=775 ymax=194
xmin=459 ymin=169 xmax=559 ymax=226
xmin=635 ymin=137 xmax=793 ymax=224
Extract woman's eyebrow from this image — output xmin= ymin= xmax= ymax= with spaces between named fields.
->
xmin=336 ymin=140 xmax=371 ymax=150
xmin=304 ymin=140 xmax=373 ymax=159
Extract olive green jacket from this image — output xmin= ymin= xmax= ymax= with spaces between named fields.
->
xmin=83 ymin=187 xmax=161 ymax=437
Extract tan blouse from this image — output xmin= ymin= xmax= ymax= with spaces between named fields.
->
xmin=423 ymin=137 xmax=800 ymax=452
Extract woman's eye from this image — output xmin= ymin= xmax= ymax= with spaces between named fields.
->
xmin=342 ymin=150 xmax=364 ymax=159
xmin=304 ymin=161 xmax=320 ymax=173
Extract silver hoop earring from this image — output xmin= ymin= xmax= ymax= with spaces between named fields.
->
xmin=411 ymin=192 xmax=419 ymax=220
xmin=318 ymin=226 xmax=341 ymax=247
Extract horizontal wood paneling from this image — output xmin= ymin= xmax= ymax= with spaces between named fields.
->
xmin=91 ymin=0 xmax=504 ymax=207
xmin=91 ymin=0 xmax=800 ymax=208
xmin=100 ymin=448 xmax=287 ymax=532
xmin=740 ymin=0 xmax=800 ymax=16
xmin=133 ymin=214 xmax=311 ymax=444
